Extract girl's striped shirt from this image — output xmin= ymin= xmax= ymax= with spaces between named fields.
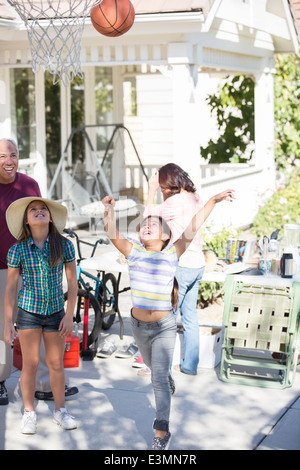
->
xmin=127 ymin=240 xmax=178 ymax=311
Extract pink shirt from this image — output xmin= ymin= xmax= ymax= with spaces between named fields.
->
xmin=144 ymin=191 xmax=205 ymax=268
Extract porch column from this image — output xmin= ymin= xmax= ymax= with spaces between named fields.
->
xmin=33 ymin=70 xmax=47 ymax=196
xmin=0 ymin=69 xmax=11 ymax=137
xmin=168 ymin=44 xmax=202 ymax=190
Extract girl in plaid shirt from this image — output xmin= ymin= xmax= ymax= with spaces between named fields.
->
xmin=4 ymin=197 xmax=78 ymax=434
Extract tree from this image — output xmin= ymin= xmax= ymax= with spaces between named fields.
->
xmin=200 ymin=53 xmax=300 ymax=171
xmin=199 ymin=75 xmax=255 ymax=163
xmin=274 ymin=53 xmax=300 ymax=170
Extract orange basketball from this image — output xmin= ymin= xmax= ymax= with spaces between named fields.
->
xmin=90 ymin=0 xmax=135 ymax=37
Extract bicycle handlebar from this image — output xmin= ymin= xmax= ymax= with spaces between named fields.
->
xmin=63 ymin=228 xmax=110 ymax=261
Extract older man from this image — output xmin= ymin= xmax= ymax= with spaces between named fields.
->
xmin=0 ymin=138 xmax=78 ymax=405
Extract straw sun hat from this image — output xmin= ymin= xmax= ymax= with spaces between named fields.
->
xmin=6 ymin=197 xmax=68 ymax=239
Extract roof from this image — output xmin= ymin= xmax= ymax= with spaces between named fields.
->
xmin=0 ymin=0 xmax=215 ymax=21
xmin=288 ymin=0 xmax=300 ymax=41
xmin=0 ymin=0 xmax=299 ymax=50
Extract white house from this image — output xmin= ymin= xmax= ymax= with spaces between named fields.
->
xmin=0 ymin=0 xmax=299 ymax=229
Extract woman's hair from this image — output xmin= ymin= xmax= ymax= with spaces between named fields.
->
xmin=18 ymin=202 xmax=64 ymax=268
xmin=140 ymin=215 xmax=178 ymax=309
xmin=171 ymin=277 xmax=179 ymax=311
xmin=158 ymin=163 xmax=196 ymax=198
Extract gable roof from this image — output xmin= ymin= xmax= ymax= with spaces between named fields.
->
xmin=288 ymin=0 xmax=300 ymax=41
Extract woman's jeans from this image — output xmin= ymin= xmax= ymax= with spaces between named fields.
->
xmin=131 ymin=311 xmax=176 ymax=432
xmin=175 ymin=265 xmax=205 ymax=374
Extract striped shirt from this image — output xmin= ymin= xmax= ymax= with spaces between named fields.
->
xmin=127 ymin=240 xmax=178 ymax=310
xmin=7 ymin=236 xmax=75 ymax=316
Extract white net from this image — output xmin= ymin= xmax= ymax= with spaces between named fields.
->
xmin=7 ymin=1 xmax=102 ymax=85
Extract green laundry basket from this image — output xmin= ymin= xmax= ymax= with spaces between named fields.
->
xmin=219 ymin=275 xmax=300 ymax=388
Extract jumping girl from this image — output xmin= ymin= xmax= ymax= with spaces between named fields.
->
xmin=102 ymin=188 xmax=234 ymax=450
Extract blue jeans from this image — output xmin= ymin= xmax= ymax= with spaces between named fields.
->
xmin=17 ymin=308 xmax=65 ymax=332
xmin=131 ymin=311 xmax=176 ymax=432
xmin=175 ymin=265 xmax=205 ymax=374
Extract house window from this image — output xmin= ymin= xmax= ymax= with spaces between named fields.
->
xmin=95 ymin=66 xmax=113 ymax=151
xmin=10 ymin=68 xmax=36 ymax=160
xmin=123 ymin=76 xmax=137 ymax=117
xmin=71 ymin=76 xmax=85 ymax=164
xmin=45 ymin=72 xmax=61 ymax=189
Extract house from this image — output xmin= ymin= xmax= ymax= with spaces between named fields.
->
xmin=0 ymin=0 xmax=299 ymax=228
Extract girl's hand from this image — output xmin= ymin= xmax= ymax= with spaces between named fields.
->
xmin=4 ymin=321 xmax=16 ymax=346
xmin=58 ymin=315 xmax=73 ymax=338
xmin=102 ymin=196 xmax=116 ymax=208
xmin=213 ymin=189 xmax=235 ymax=203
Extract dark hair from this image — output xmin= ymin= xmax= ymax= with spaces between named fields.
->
xmin=171 ymin=277 xmax=179 ymax=311
xmin=19 ymin=202 xmax=64 ymax=268
xmin=158 ymin=163 xmax=196 ymax=198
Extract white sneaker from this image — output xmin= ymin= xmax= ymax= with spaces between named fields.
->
xmin=21 ymin=410 xmax=37 ymax=434
xmin=53 ymin=408 xmax=77 ymax=430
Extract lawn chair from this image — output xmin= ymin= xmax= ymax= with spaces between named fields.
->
xmin=219 ymin=275 xmax=300 ymax=388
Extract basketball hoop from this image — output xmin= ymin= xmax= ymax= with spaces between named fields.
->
xmin=7 ymin=1 xmax=103 ymax=85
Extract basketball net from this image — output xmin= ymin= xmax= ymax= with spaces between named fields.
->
xmin=7 ymin=1 xmax=102 ymax=85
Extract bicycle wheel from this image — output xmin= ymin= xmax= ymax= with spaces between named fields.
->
xmin=64 ymin=288 xmax=103 ymax=349
xmin=98 ymin=273 xmax=118 ymax=330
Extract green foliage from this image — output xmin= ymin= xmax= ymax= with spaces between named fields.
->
xmin=198 ymin=281 xmax=224 ymax=308
xmin=199 ymin=75 xmax=255 ymax=164
xmin=200 ymin=54 xmax=300 ymax=171
xmin=274 ymin=53 xmax=300 ymax=169
xmin=251 ymin=173 xmax=300 ymax=239
xmin=201 ymin=224 xmax=241 ymax=258
xmin=198 ymin=224 xmax=239 ymax=307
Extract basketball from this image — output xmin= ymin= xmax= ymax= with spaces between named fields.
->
xmin=90 ymin=0 xmax=135 ymax=37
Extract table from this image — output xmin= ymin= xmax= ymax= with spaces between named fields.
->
xmin=81 ymin=250 xmax=300 ymax=286
xmin=80 ymin=250 xmax=300 ymax=338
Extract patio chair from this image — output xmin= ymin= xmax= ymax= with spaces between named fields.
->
xmin=63 ymin=172 xmax=139 ymax=231
xmin=219 ymin=275 xmax=300 ymax=388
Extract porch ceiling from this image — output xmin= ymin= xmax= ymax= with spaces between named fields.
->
xmin=0 ymin=0 xmax=214 ymax=21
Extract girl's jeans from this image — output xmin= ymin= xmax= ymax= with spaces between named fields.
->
xmin=131 ymin=311 xmax=176 ymax=432
xmin=175 ymin=265 xmax=205 ymax=374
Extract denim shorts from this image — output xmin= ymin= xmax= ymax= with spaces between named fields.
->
xmin=16 ymin=308 xmax=65 ymax=332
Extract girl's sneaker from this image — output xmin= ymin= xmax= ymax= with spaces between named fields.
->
xmin=21 ymin=410 xmax=37 ymax=434
xmin=137 ymin=366 xmax=151 ymax=376
xmin=96 ymin=340 xmax=116 ymax=358
xmin=132 ymin=353 xmax=145 ymax=368
xmin=53 ymin=408 xmax=77 ymax=430
xmin=152 ymin=431 xmax=172 ymax=450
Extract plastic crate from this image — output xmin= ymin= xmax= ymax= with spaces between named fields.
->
xmin=13 ymin=334 xmax=80 ymax=370
xmin=174 ymin=326 xmax=224 ymax=369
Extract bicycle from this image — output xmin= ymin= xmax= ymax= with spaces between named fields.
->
xmin=63 ymin=228 xmax=122 ymax=357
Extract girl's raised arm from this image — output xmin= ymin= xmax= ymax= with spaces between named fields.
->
xmin=174 ymin=189 xmax=235 ymax=258
xmin=102 ymin=196 xmax=133 ymax=258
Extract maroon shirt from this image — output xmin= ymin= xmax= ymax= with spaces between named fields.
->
xmin=0 ymin=172 xmax=41 ymax=269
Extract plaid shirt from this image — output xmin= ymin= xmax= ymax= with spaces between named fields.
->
xmin=7 ymin=236 xmax=75 ymax=316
